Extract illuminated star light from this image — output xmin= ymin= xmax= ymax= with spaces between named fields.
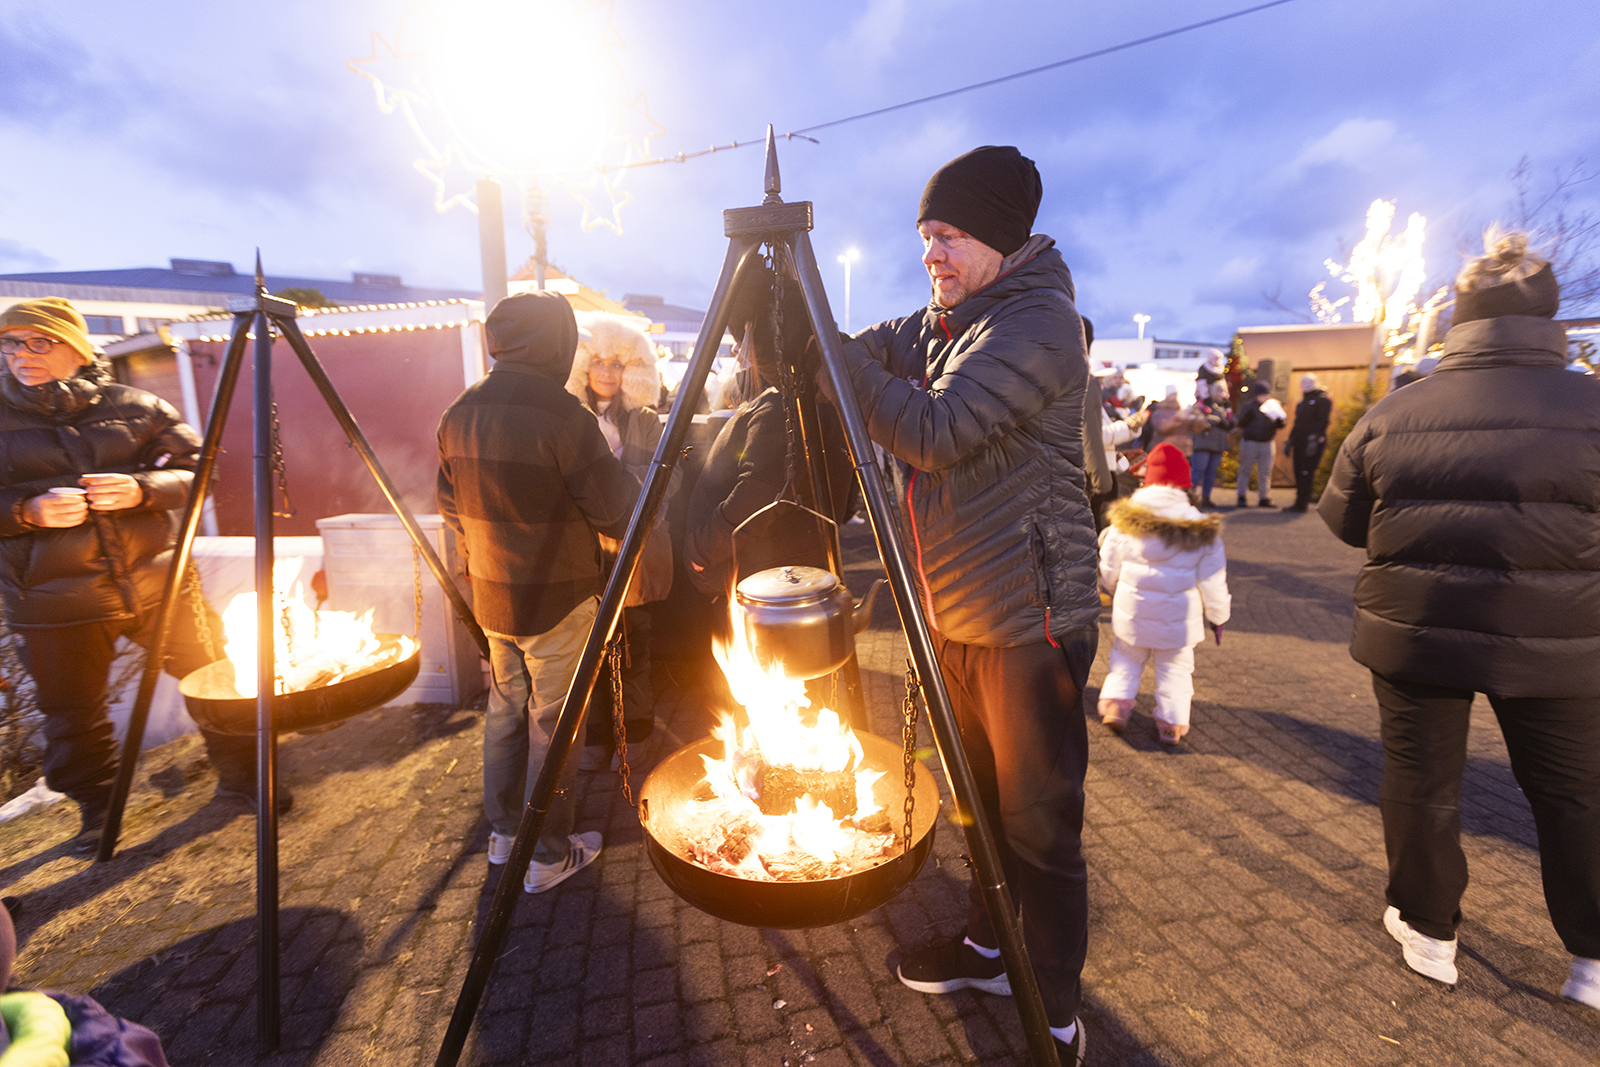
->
xmin=351 ymin=0 xmax=662 ymax=235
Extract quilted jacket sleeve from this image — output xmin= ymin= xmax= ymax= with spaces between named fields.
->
xmin=1317 ymin=420 xmax=1374 ymax=548
xmin=843 ymin=294 xmax=1083 ymax=473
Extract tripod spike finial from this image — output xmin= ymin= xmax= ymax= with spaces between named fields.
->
xmin=762 ymin=125 xmax=782 ymax=205
xmin=254 ymin=249 xmax=265 ymax=293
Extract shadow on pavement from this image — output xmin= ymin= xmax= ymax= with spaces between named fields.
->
xmin=88 ymin=906 xmax=361 ymax=1064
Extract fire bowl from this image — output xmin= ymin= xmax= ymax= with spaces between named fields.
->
xmin=638 ymin=731 xmax=939 ymax=929
xmin=178 ymin=635 xmax=421 ymax=735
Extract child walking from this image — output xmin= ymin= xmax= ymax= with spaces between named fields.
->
xmin=1097 ymin=443 xmax=1231 ymax=744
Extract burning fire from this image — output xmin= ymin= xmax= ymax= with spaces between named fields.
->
xmin=675 ymin=607 xmax=898 ymax=882
xmin=222 ymin=558 xmax=416 ymax=699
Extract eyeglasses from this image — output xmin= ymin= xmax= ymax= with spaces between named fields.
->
xmin=590 ymin=360 xmax=625 ymax=373
xmin=0 ymin=336 xmax=62 ymax=356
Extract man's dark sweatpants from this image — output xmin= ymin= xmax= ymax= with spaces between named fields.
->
xmin=19 ymin=606 xmax=255 ymax=803
xmin=934 ymin=625 xmax=1097 ymax=1027
xmin=1373 ymin=671 xmax=1600 ymax=956
xmin=1291 ymin=440 xmax=1325 ymax=509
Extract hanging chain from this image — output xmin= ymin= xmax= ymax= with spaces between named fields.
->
xmin=901 ymin=659 xmax=921 ymax=854
xmin=183 ymin=561 xmax=217 ymax=663
xmin=610 ymin=627 xmax=633 ymax=807
xmin=768 ymin=245 xmax=804 ymax=504
xmin=268 ymin=400 xmax=295 ymax=519
xmin=411 ymin=544 xmax=424 ymax=639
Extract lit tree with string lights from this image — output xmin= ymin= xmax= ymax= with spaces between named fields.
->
xmin=349 ymin=0 xmax=662 ymax=304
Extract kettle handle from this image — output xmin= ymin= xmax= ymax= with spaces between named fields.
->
xmin=852 ymin=578 xmax=887 ymax=634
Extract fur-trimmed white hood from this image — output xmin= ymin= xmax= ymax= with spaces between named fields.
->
xmin=566 ymin=316 xmax=661 ymax=412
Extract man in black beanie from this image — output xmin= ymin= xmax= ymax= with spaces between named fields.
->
xmin=829 ymin=146 xmax=1097 ymax=1063
xmin=437 ymin=291 xmax=638 ymax=894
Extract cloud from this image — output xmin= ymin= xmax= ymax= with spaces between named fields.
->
xmin=0 ymin=238 xmax=56 ymax=271
xmin=0 ymin=14 xmax=131 ymax=131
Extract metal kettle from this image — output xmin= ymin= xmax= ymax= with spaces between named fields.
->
xmin=734 ymin=565 xmax=884 ymax=680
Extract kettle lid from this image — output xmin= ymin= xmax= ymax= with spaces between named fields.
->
xmin=735 ymin=565 xmax=840 ymax=605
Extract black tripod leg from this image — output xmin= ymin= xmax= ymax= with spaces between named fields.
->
xmin=96 ymin=314 xmax=253 ymax=863
xmin=251 ymin=309 xmax=283 ymax=1052
xmin=273 ymin=316 xmax=491 ymax=662
xmin=787 ymin=230 xmax=1062 ymax=1067
xmin=432 ymin=236 xmax=766 ymax=1067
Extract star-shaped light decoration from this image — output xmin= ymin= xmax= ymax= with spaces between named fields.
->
xmin=349 ymin=0 xmax=661 ymax=235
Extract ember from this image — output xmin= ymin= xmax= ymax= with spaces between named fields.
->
xmin=669 ymin=601 xmax=901 ymax=882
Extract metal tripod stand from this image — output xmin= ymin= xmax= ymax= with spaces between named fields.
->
xmin=93 ymin=257 xmax=491 ymax=1050
xmin=435 ymin=131 xmax=1063 ymax=1067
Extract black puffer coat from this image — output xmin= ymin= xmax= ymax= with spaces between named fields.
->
xmin=0 ymin=362 xmax=200 ymax=629
xmin=1318 ymin=315 xmax=1600 ymax=697
xmin=840 ymin=236 xmax=1099 ymax=646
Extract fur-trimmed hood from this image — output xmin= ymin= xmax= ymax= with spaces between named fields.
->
xmin=566 ymin=315 xmax=661 ymax=412
xmin=1108 ymin=485 xmax=1221 ymax=551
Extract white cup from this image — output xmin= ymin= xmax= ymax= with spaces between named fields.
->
xmin=48 ymin=487 xmax=87 ymax=499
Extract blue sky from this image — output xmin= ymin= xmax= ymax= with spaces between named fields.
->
xmin=2 ymin=0 xmax=1597 ymax=341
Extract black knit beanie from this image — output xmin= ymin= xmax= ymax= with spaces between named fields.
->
xmin=1452 ymin=262 xmax=1560 ymax=326
xmin=917 ymin=146 xmax=1042 ymax=256
xmin=485 ymin=290 xmax=578 ymax=366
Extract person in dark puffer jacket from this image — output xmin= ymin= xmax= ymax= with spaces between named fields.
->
xmin=831 ymin=145 xmax=1096 ymax=1062
xmin=0 ymin=298 xmax=257 ymax=857
xmin=437 ymin=291 xmax=639 ymax=894
xmin=1319 ymin=230 xmax=1600 ymax=1008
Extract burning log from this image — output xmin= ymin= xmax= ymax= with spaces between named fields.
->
xmin=756 ymin=765 xmax=856 ymax=817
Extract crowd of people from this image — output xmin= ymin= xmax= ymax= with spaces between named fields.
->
xmin=3 ymin=145 xmax=1597 ymax=1065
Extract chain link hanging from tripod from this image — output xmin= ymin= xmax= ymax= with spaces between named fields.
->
xmin=268 ymin=399 xmax=295 ymax=520
xmin=901 ymin=659 xmax=921 ymax=853
xmin=766 ymin=242 xmax=805 ymax=505
xmin=410 ymin=544 xmax=424 ymax=639
xmin=182 ymin=560 xmax=217 ymax=663
xmin=609 ymin=627 xmax=632 ymax=807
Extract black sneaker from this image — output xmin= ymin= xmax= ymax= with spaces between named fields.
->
xmin=896 ymin=929 xmax=1011 ymax=996
xmin=1257 ymin=499 xmax=1277 ymax=509
xmin=214 ymin=785 xmax=295 ymax=815
xmin=1056 ymin=1017 xmax=1087 ymax=1066
xmin=69 ymin=793 xmax=110 ymax=856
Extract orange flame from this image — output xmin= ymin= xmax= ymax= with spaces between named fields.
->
xmin=680 ymin=602 xmax=892 ymax=880
xmin=222 ymin=558 xmax=416 ymax=698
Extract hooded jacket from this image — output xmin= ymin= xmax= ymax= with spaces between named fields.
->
xmin=1099 ymin=485 xmax=1230 ymax=649
xmin=437 ymin=293 xmax=639 ymax=636
xmin=1318 ymin=314 xmax=1600 ymax=697
xmin=839 ymin=235 xmax=1100 ymax=646
xmin=566 ymin=316 xmax=675 ymax=605
xmin=0 ymin=359 xmax=199 ymax=629
xmin=1289 ymin=388 xmax=1332 ymax=446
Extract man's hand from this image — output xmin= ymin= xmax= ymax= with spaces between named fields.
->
xmin=80 ymin=473 xmax=143 ymax=511
xmin=597 ymin=533 xmax=622 ymax=555
xmin=23 ymin=492 xmax=88 ymax=528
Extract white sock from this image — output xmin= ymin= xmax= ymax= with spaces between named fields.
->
xmin=962 ymin=936 xmax=1001 ymax=959
xmin=1050 ymin=1021 xmax=1078 ymax=1044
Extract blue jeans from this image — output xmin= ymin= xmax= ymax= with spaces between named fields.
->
xmin=483 ymin=597 xmax=597 ymax=862
xmin=1190 ymin=449 xmax=1223 ymax=501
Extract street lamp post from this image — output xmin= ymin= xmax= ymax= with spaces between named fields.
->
xmin=837 ymin=248 xmax=860 ymax=332
xmin=1133 ymin=313 xmax=1150 ymax=339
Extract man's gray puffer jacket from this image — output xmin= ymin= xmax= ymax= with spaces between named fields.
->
xmin=840 ymin=236 xmax=1099 ymax=647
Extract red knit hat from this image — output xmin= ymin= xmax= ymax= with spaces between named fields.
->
xmin=1143 ymin=442 xmax=1192 ymax=489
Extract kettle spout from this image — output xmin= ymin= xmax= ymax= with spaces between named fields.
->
xmin=852 ymin=578 xmax=886 ymax=633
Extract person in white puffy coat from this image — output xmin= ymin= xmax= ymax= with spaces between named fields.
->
xmin=1097 ymin=442 xmax=1231 ymax=744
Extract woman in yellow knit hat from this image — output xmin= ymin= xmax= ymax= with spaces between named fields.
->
xmin=0 ymin=297 xmax=264 ymax=856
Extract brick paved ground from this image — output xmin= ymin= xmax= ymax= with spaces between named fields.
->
xmin=3 ymin=508 xmax=1599 ymax=1065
